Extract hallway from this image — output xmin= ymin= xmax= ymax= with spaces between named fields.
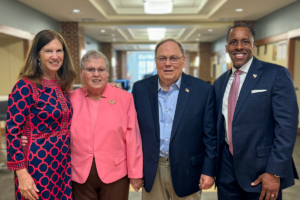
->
xmin=1 ymin=136 xmax=300 ymax=200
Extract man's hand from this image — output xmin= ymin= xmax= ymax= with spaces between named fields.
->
xmin=16 ymin=168 xmax=39 ymax=200
xmin=21 ymin=136 xmax=28 ymax=147
xmin=130 ymin=178 xmax=144 ymax=192
xmin=251 ymin=172 xmax=280 ymax=200
xmin=199 ymin=174 xmax=215 ymax=190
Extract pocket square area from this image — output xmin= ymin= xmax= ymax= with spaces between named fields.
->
xmin=251 ymin=89 xmax=267 ymax=94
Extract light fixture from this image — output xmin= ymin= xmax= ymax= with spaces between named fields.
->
xmin=144 ymin=0 xmax=173 ymax=14
xmin=81 ymin=49 xmax=86 ymax=58
xmin=236 ymin=8 xmax=243 ymax=12
xmin=195 ymin=56 xmax=199 ymax=67
xmin=150 ymin=45 xmax=156 ymax=50
xmin=208 ymin=29 xmax=213 ymax=32
xmin=112 ymin=34 xmax=115 ymax=36
xmin=198 ymin=34 xmax=201 ymax=36
xmin=147 ymin=28 xmax=166 ymax=41
xmin=101 ymin=30 xmax=106 ymax=33
xmin=196 ymin=38 xmax=200 ymax=41
xmin=226 ymin=53 xmax=231 ymax=63
xmin=113 ymin=38 xmax=116 ymax=42
xmin=112 ymin=57 xmax=116 ymax=67
xmin=73 ymin=9 xmax=80 ymax=13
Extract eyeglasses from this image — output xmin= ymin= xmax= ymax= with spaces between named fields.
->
xmin=83 ymin=68 xmax=107 ymax=74
xmin=155 ymin=55 xmax=184 ymax=64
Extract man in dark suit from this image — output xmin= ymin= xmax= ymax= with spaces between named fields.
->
xmin=213 ymin=23 xmax=299 ymax=200
xmin=132 ymin=38 xmax=216 ymax=199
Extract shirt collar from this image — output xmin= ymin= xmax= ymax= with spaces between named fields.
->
xmin=231 ymin=56 xmax=253 ymax=75
xmin=83 ymin=83 xmax=109 ymax=98
xmin=158 ymin=75 xmax=182 ymax=91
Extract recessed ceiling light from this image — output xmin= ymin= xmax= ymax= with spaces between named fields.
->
xmin=73 ymin=9 xmax=80 ymax=13
xmin=147 ymin=28 xmax=166 ymax=41
xmin=144 ymin=1 xmax=173 ymax=14
xmin=113 ymin=38 xmax=116 ymax=41
xmin=198 ymin=34 xmax=201 ymax=36
xmin=208 ymin=29 xmax=213 ymax=32
xmin=101 ymin=30 xmax=106 ymax=33
xmin=236 ymin=8 xmax=243 ymax=12
xmin=196 ymin=38 xmax=200 ymax=41
xmin=112 ymin=34 xmax=115 ymax=36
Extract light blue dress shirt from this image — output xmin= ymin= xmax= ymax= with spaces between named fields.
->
xmin=158 ymin=76 xmax=181 ymax=157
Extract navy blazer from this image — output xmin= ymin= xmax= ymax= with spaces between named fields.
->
xmin=132 ymin=73 xmax=217 ymax=197
xmin=213 ymin=57 xmax=299 ymax=193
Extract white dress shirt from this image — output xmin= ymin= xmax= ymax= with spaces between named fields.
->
xmin=222 ymin=57 xmax=253 ymax=144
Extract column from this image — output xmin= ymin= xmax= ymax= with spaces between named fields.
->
xmin=101 ymin=43 xmax=114 ymax=82
xmin=188 ymin=51 xmax=198 ymax=77
xmin=198 ymin=42 xmax=212 ymax=83
xmin=61 ymin=22 xmax=85 ymax=84
xmin=184 ymin=50 xmax=190 ymax=75
xmin=116 ymin=51 xmax=127 ymax=79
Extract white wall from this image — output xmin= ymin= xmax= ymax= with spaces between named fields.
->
xmin=84 ymin=35 xmax=101 ymax=52
xmin=255 ymin=0 xmax=300 ymax=40
xmin=0 ymin=0 xmax=60 ymax=34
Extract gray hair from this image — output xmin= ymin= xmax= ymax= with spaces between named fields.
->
xmin=80 ymin=50 xmax=109 ymax=70
xmin=154 ymin=38 xmax=185 ymax=56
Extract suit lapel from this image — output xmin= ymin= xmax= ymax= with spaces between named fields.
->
xmin=170 ymin=73 xmax=191 ymax=142
xmin=233 ymin=57 xmax=264 ymax=121
xmin=148 ymin=75 xmax=160 ymax=141
xmin=217 ymin=70 xmax=231 ymax=135
xmin=219 ymin=70 xmax=232 ymax=115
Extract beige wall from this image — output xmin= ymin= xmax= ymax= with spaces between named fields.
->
xmin=254 ymin=41 xmax=287 ymax=67
xmin=0 ymin=36 xmax=24 ymax=96
xmin=294 ymin=38 xmax=300 ymax=128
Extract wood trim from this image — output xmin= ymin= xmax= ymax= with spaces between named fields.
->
xmin=288 ymin=28 xmax=300 ymax=39
xmin=297 ymin=128 xmax=300 ymax=135
xmin=23 ymin=39 xmax=30 ymax=60
xmin=0 ymin=24 xmax=35 ymax=40
xmin=255 ymin=33 xmax=287 ymax=46
xmin=287 ymin=38 xmax=295 ymax=79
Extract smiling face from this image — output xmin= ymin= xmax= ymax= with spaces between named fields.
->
xmin=226 ymin=27 xmax=255 ymax=69
xmin=155 ymin=41 xmax=185 ymax=87
xmin=38 ymin=38 xmax=64 ymax=78
xmin=81 ymin=57 xmax=108 ymax=93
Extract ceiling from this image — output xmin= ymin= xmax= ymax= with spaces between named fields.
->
xmin=18 ymin=0 xmax=297 ymax=51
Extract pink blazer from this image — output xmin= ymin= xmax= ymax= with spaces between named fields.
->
xmin=69 ymin=84 xmax=143 ymax=184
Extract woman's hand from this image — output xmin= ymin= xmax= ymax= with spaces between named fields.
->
xmin=16 ymin=168 xmax=39 ymax=200
xmin=130 ymin=178 xmax=144 ymax=192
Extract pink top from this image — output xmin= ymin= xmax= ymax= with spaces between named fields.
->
xmin=69 ymin=84 xmax=143 ymax=184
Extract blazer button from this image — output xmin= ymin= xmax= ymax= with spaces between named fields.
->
xmin=156 ymin=160 xmax=158 ymax=162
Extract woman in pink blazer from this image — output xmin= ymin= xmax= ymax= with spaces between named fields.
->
xmin=22 ymin=50 xmax=143 ymax=199
xmin=68 ymin=50 xmax=143 ymax=199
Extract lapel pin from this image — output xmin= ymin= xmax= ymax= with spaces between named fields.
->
xmin=185 ymin=88 xmax=189 ymax=93
xmin=109 ymin=100 xmax=116 ymax=105
xmin=253 ymin=74 xmax=257 ymax=78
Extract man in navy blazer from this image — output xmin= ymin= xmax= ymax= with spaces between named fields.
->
xmin=214 ymin=23 xmax=299 ymax=200
xmin=132 ymin=38 xmax=217 ymax=199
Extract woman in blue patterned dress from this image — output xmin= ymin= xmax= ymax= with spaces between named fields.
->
xmin=6 ymin=30 xmax=76 ymax=200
